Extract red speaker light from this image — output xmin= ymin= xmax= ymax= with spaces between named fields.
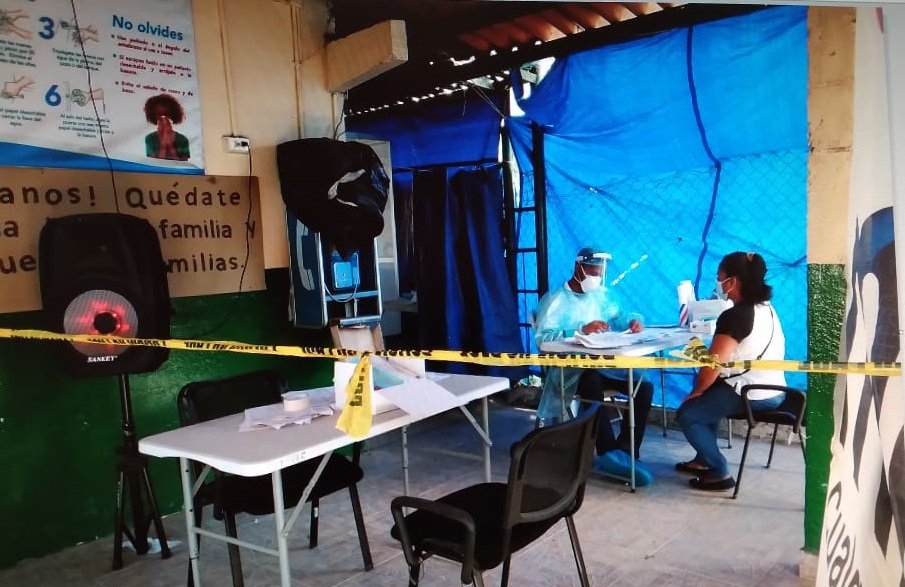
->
xmin=93 ymin=310 xmax=121 ymax=335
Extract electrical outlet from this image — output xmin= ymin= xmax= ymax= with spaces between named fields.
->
xmin=222 ymin=135 xmax=250 ymax=154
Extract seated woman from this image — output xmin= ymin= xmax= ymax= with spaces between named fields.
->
xmin=676 ymin=251 xmax=786 ymax=491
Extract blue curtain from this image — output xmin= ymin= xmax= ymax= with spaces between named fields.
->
xmin=413 ymin=165 xmax=525 ymax=377
xmin=349 ymin=95 xmax=525 ymax=377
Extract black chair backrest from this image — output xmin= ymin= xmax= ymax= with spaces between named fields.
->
xmin=178 ymin=370 xmax=288 ymax=426
xmin=740 ymin=384 xmax=807 ymax=430
xmin=503 ymin=403 xmax=600 ymax=529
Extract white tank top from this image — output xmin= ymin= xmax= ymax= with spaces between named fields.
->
xmin=721 ymin=303 xmax=786 ymax=399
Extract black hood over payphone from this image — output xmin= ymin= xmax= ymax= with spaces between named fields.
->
xmin=276 ymin=138 xmax=389 ymax=258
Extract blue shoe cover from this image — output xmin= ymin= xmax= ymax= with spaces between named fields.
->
xmin=594 ymin=450 xmax=654 ymax=487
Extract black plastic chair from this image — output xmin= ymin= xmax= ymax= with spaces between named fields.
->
xmin=390 ymin=403 xmax=601 ymax=587
xmin=177 ymin=370 xmax=373 ymax=587
xmin=728 ymin=384 xmax=807 ymax=500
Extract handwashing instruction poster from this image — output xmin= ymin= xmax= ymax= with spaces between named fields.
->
xmin=0 ymin=0 xmax=203 ymax=173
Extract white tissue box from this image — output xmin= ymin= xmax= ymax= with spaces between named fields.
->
xmin=688 ymin=299 xmax=732 ymax=322
xmin=689 ymin=319 xmax=717 ymax=336
xmin=334 ymin=361 xmax=395 ymax=415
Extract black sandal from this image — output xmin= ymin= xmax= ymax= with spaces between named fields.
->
xmin=675 ymin=460 xmax=711 ymax=475
xmin=689 ymin=476 xmax=736 ymax=491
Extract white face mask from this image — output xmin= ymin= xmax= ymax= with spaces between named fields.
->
xmin=715 ymin=277 xmax=731 ymax=301
xmin=577 ymin=266 xmax=602 ymax=293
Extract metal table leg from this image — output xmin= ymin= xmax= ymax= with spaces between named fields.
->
xmin=628 ymin=368 xmax=636 ymax=492
xmin=659 ymin=352 xmax=668 ymax=436
xmin=455 ymin=400 xmax=493 ymax=482
xmin=482 ymin=397 xmax=491 ymax=482
xmin=274 ymin=452 xmax=331 ymax=587
xmin=401 ymin=425 xmax=410 ymax=495
xmin=179 ymin=457 xmax=202 ymax=587
xmin=271 ymin=469 xmax=291 ymax=587
xmin=560 ymin=367 xmax=567 ymax=422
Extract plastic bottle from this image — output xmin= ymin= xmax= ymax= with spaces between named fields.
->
xmin=677 ymin=280 xmax=696 ymax=327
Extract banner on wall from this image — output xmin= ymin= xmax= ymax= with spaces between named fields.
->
xmin=0 ymin=0 xmax=203 ymax=173
xmin=0 ymin=166 xmax=264 ymax=314
xmin=817 ymin=9 xmax=905 ymax=587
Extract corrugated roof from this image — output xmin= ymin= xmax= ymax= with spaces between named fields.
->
xmin=331 ymin=2 xmax=761 ymax=116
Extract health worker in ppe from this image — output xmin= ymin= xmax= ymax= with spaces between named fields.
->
xmin=534 ymin=246 xmax=655 ymax=486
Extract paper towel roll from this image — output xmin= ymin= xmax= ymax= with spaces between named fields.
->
xmin=283 ymin=395 xmax=311 ymax=412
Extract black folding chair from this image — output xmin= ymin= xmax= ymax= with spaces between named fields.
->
xmin=390 ymin=403 xmax=601 ymax=586
xmin=728 ymin=384 xmax=807 ymax=499
xmin=177 ymin=370 xmax=372 ymax=587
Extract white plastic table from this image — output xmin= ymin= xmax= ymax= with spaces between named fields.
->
xmin=139 ymin=373 xmax=509 ymax=587
xmin=540 ymin=327 xmax=696 ymax=490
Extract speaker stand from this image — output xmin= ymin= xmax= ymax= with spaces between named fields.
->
xmin=111 ymin=374 xmax=171 ymax=570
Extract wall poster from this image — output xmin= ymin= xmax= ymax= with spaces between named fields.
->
xmin=0 ymin=0 xmax=203 ymax=173
xmin=0 ymin=166 xmax=264 ymax=314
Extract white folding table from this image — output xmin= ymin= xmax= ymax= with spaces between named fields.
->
xmin=139 ymin=373 xmax=509 ymax=587
xmin=540 ymin=326 xmax=696 ymax=490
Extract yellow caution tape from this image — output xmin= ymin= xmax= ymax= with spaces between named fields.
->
xmin=335 ymin=354 xmax=373 ymax=439
xmin=671 ymin=337 xmax=718 ymax=366
xmin=0 ymin=328 xmax=899 ymax=376
xmin=2 ymin=327 xmax=900 ymax=437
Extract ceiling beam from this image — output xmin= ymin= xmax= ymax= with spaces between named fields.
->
xmin=347 ymin=4 xmax=766 ymax=115
xmin=557 ymin=4 xmax=611 ymax=30
xmin=330 ymin=0 xmax=563 ymax=56
xmin=537 ymin=8 xmax=585 ymax=35
xmin=514 ymin=14 xmax=569 ymax=41
xmin=587 ymin=3 xmax=638 ymax=23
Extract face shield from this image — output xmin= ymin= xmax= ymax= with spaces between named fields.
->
xmin=575 ymin=250 xmax=610 ymax=287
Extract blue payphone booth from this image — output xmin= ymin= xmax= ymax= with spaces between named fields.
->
xmin=287 ymin=211 xmax=382 ymax=328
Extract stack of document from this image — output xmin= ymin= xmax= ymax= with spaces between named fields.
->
xmin=573 ymin=330 xmax=666 ymax=349
xmin=238 ymin=388 xmax=334 ymax=431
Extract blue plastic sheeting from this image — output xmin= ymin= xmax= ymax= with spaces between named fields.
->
xmin=347 ymin=94 xmax=502 ymax=168
xmin=509 ymin=7 xmax=808 ymax=406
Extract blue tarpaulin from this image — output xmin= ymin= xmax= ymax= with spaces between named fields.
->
xmin=349 ymin=95 xmax=525 ymax=378
xmin=348 ymin=96 xmax=502 ymax=168
xmin=509 ymin=7 xmax=809 ymax=405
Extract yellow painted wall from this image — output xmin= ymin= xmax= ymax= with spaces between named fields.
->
xmin=191 ymin=0 xmax=335 ymax=269
xmin=807 ymin=7 xmax=855 ymax=264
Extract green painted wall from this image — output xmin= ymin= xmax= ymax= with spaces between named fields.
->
xmin=804 ymin=263 xmax=846 ymax=552
xmin=0 ymin=269 xmax=333 ymax=569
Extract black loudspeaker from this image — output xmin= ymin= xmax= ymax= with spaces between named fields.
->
xmin=39 ymin=214 xmax=171 ymax=377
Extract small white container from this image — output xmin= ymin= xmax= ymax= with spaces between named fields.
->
xmin=677 ymin=280 xmax=696 ymax=326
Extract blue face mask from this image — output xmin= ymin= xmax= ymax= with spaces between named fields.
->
xmin=715 ymin=277 xmax=731 ymax=301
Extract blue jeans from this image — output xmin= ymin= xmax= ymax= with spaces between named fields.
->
xmin=676 ymin=379 xmax=784 ymax=478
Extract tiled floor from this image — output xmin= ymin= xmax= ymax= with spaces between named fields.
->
xmin=1 ymin=402 xmax=806 ymax=586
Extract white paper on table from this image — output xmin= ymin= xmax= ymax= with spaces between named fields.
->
xmin=375 ymin=378 xmax=459 ymax=417
xmin=238 ymin=398 xmax=333 ymax=432
xmin=573 ymin=330 xmax=667 ymax=349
